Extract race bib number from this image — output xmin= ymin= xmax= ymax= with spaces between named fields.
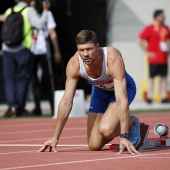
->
xmin=94 ymin=83 xmax=114 ymax=91
xmin=89 ymin=79 xmax=114 ymax=91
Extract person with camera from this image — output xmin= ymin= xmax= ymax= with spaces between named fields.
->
xmin=1 ymin=0 xmax=49 ymax=117
xmin=29 ymin=0 xmax=61 ymax=116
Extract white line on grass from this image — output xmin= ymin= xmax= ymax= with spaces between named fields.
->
xmin=1 ymin=152 xmax=170 ymax=170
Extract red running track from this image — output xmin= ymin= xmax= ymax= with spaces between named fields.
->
xmin=0 ymin=113 xmax=170 ymax=170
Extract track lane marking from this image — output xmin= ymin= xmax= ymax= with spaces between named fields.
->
xmin=1 ymin=152 xmax=170 ymax=170
xmin=0 ymin=135 xmax=86 ymax=143
xmin=0 ymin=121 xmax=86 ymax=128
xmin=0 ymin=127 xmax=86 ymax=135
xmin=0 ymin=144 xmax=88 ymax=147
xmin=0 ymin=146 xmax=90 ymax=155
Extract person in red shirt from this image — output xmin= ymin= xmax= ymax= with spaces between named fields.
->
xmin=138 ymin=9 xmax=170 ymax=104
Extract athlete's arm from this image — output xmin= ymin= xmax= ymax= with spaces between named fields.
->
xmin=108 ymin=47 xmax=129 ymax=134
xmin=107 ymin=47 xmax=138 ymax=154
xmin=38 ymin=55 xmax=80 ymax=152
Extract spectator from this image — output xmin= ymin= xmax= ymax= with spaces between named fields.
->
xmin=1 ymin=0 xmax=49 ymax=117
xmin=138 ymin=9 xmax=170 ymax=104
xmin=29 ymin=0 xmax=61 ymax=116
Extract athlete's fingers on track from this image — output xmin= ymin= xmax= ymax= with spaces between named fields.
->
xmin=117 ymin=145 xmax=125 ymax=154
xmin=126 ymin=144 xmax=135 ymax=154
xmin=52 ymin=145 xmax=57 ymax=152
xmin=130 ymin=144 xmax=140 ymax=154
xmin=49 ymin=146 xmax=52 ymax=152
xmin=38 ymin=145 xmax=49 ymax=152
xmin=117 ymin=147 xmax=123 ymax=154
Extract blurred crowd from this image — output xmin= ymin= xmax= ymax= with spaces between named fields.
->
xmin=0 ymin=0 xmax=61 ymax=117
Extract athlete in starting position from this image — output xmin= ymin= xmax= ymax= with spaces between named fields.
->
xmin=39 ymin=30 xmax=141 ymax=154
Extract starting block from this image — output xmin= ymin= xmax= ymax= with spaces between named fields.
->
xmin=109 ymin=123 xmax=170 ymax=151
xmin=137 ymin=123 xmax=157 ymax=150
xmin=135 ymin=123 xmax=170 ymax=150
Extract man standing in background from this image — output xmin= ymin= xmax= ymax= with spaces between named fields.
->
xmin=138 ymin=9 xmax=170 ymax=104
xmin=29 ymin=0 xmax=61 ymax=116
xmin=1 ymin=0 xmax=49 ymax=117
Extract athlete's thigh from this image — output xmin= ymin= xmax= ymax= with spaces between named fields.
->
xmin=87 ymin=112 xmax=107 ymax=150
xmin=99 ymin=101 xmax=120 ymax=137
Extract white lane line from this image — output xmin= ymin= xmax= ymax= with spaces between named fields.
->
xmin=0 ymin=144 xmax=88 ymax=147
xmin=1 ymin=152 xmax=170 ymax=170
xmin=0 ymin=144 xmax=110 ymax=147
xmin=0 ymin=121 xmax=86 ymax=128
xmin=136 ymin=156 xmax=170 ymax=159
xmin=0 ymin=135 xmax=86 ymax=143
xmin=0 ymin=150 xmax=36 ymax=155
xmin=0 ymin=146 xmax=89 ymax=155
xmin=0 ymin=127 xmax=86 ymax=135
xmin=0 ymin=123 xmax=52 ymax=128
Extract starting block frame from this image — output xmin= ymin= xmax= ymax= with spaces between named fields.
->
xmin=137 ymin=123 xmax=157 ymax=150
xmin=110 ymin=123 xmax=170 ymax=151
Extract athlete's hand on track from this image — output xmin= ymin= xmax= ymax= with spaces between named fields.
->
xmin=117 ymin=138 xmax=140 ymax=154
xmin=38 ymin=137 xmax=58 ymax=152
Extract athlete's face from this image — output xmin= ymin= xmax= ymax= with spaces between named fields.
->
xmin=77 ymin=42 xmax=99 ymax=65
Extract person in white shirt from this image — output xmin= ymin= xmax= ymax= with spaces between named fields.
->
xmin=30 ymin=0 xmax=61 ymax=116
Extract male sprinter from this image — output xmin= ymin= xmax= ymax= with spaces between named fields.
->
xmin=39 ymin=30 xmax=141 ymax=154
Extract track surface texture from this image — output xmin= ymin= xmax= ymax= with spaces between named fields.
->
xmin=0 ymin=113 xmax=170 ymax=170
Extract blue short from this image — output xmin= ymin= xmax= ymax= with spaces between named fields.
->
xmin=88 ymin=75 xmax=136 ymax=114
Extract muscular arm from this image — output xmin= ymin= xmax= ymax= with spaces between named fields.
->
xmin=108 ymin=48 xmax=129 ymax=134
xmin=53 ymin=59 xmax=79 ymax=140
xmin=38 ymin=55 xmax=80 ymax=152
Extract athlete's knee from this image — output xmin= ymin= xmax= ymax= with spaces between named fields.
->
xmin=99 ymin=125 xmax=117 ymax=139
xmin=88 ymin=141 xmax=102 ymax=151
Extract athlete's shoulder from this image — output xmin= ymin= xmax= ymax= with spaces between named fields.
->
xmin=106 ymin=46 xmax=122 ymax=59
xmin=106 ymin=46 xmax=124 ymax=67
xmin=106 ymin=47 xmax=125 ymax=77
xmin=66 ymin=52 xmax=80 ymax=78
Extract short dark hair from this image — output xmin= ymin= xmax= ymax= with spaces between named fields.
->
xmin=153 ymin=9 xmax=164 ymax=19
xmin=75 ymin=30 xmax=98 ymax=45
